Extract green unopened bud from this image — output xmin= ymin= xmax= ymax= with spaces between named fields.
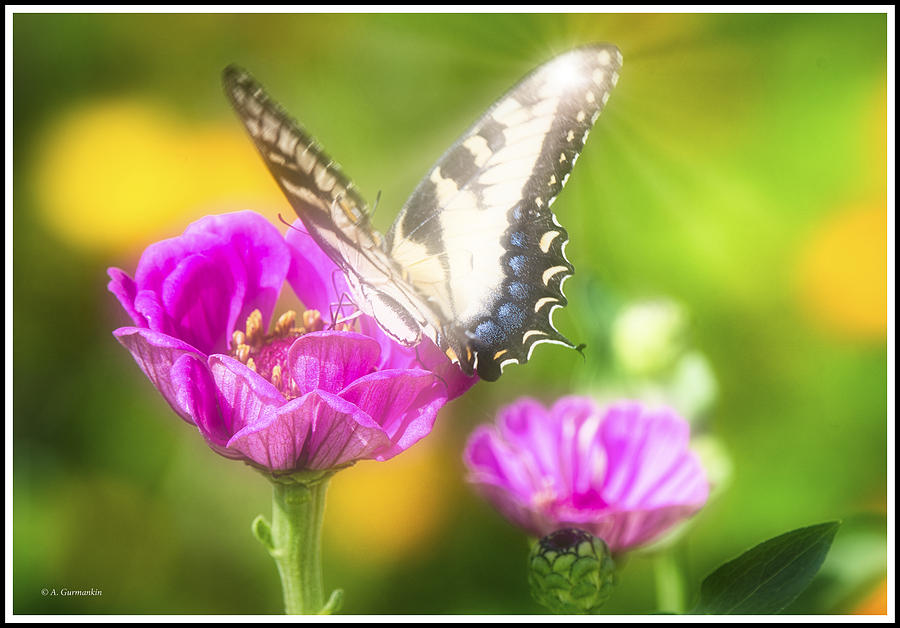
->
xmin=528 ymin=528 xmax=617 ymax=614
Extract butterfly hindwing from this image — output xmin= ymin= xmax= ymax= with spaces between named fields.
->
xmin=386 ymin=44 xmax=622 ymax=380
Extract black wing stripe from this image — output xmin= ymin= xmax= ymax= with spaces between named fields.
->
xmin=223 ymin=65 xmax=369 ymax=222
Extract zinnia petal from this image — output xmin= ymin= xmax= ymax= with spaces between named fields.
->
xmin=358 ymin=316 xmax=478 ymax=400
xmin=160 ymin=251 xmax=244 ymax=354
xmin=339 ymin=369 xmax=447 ymax=459
xmin=464 ymin=425 xmax=540 ymax=505
xmin=124 ymin=211 xmax=290 ymax=354
xmin=113 ymin=327 xmax=205 ymax=424
xmin=107 ymin=267 xmax=146 ymax=327
xmin=208 ymin=354 xmax=287 ymax=438
xmin=496 ymin=398 xmax=563 ymax=487
xmin=287 ymin=331 xmax=381 ymax=396
xmin=600 ymin=403 xmax=693 ymax=508
xmin=168 ymin=352 xmax=238 ymax=455
xmin=464 ymin=397 xmax=709 ymax=553
xmin=227 ymin=389 xmax=390 ymax=471
xmin=133 ymin=289 xmax=176 ymax=338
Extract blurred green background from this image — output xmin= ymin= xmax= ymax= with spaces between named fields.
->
xmin=12 ymin=12 xmax=888 ymax=615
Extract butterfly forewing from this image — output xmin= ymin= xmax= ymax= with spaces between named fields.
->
xmin=223 ymin=66 xmax=382 ymax=268
xmin=386 ymin=44 xmax=622 ymax=380
xmin=224 ymin=65 xmax=447 ymax=347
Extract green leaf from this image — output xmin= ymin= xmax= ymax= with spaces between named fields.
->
xmin=251 ymin=514 xmax=274 ymax=553
xmin=319 ymin=589 xmax=344 ymax=615
xmin=693 ymin=521 xmax=841 ymax=614
xmin=785 ymin=513 xmax=887 ymax=613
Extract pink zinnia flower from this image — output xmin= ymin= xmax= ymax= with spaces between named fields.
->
xmin=109 ymin=211 xmax=476 ymax=474
xmin=464 ymin=397 xmax=708 ymax=552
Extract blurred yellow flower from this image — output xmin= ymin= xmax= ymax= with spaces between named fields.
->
xmin=323 ymin=430 xmax=458 ymax=569
xmin=32 ymin=99 xmax=289 ymax=253
xmin=795 ymin=202 xmax=887 ymax=340
xmin=794 ymin=80 xmax=887 ymax=341
xmin=853 ymin=577 xmax=887 ymax=615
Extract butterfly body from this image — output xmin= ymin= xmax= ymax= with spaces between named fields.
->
xmin=224 ymin=44 xmax=621 ymax=381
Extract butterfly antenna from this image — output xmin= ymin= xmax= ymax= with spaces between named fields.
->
xmin=277 ymin=213 xmax=309 ymax=235
xmin=369 ymin=190 xmax=382 ymax=220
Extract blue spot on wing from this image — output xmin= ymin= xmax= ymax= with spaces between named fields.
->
xmin=497 ymin=302 xmax=526 ymax=331
xmin=474 ymin=320 xmax=504 ymax=344
xmin=509 ymin=255 xmax=528 ymax=277
xmin=508 ymin=282 xmax=528 ymax=300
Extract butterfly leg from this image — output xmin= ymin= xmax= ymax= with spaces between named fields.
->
xmin=328 ymin=289 xmax=362 ymax=329
xmin=414 ymin=343 xmax=451 ymax=391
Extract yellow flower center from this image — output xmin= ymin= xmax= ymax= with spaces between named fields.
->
xmin=229 ymin=308 xmax=356 ymax=399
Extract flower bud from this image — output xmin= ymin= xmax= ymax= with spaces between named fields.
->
xmin=611 ymin=299 xmax=687 ymax=376
xmin=528 ymin=528 xmax=617 ymax=614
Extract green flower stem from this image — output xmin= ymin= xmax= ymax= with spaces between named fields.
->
xmin=653 ymin=552 xmax=685 ymax=614
xmin=273 ymin=479 xmax=328 ymax=613
xmin=255 ymin=474 xmax=335 ymax=614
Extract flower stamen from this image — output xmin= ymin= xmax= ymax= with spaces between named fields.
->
xmin=272 ymin=363 xmax=283 ymax=389
xmin=303 ymin=309 xmax=323 ymax=332
xmin=246 ymin=309 xmax=264 ymax=345
xmin=275 ymin=311 xmax=296 ymax=336
xmin=229 ymin=308 xmax=331 ymax=399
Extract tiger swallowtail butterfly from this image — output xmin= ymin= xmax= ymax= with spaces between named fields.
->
xmin=223 ymin=44 xmax=621 ymax=381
